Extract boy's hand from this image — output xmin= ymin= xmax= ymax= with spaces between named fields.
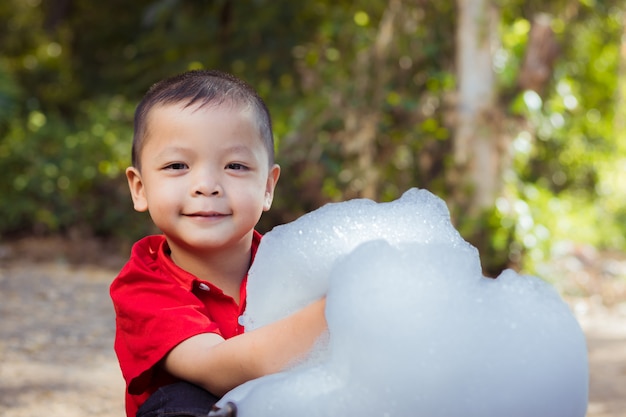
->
xmin=163 ymin=297 xmax=327 ymax=396
xmin=208 ymin=402 xmax=237 ymax=417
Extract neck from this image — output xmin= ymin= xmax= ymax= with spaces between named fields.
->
xmin=168 ymin=238 xmax=252 ymax=304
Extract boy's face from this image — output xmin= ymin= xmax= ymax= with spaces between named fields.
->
xmin=126 ymin=102 xmax=280 ymax=257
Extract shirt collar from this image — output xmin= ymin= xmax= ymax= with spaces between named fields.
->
xmin=154 ymin=231 xmax=262 ymax=292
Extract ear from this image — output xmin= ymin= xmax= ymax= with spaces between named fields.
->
xmin=126 ymin=166 xmax=149 ymax=212
xmin=263 ymin=164 xmax=281 ymax=211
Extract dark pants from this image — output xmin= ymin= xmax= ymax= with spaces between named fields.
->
xmin=136 ymin=381 xmax=220 ymax=417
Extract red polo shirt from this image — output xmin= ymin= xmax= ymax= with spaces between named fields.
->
xmin=110 ymin=231 xmax=260 ymax=417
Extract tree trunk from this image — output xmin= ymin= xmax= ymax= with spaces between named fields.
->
xmin=518 ymin=14 xmax=559 ymax=96
xmin=451 ymin=0 xmax=503 ymax=215
xmin=341 ymin=0 xmax=401 ymax=200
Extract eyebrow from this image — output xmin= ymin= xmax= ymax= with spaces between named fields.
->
xmin=153 ymin=144 xmax=257 ymax=161
xmin=154 ymin=146 xmax=192 ymax=159
xmin=223 ymin=144 xmax=255 ymax=156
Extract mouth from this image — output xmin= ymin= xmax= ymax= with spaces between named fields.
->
xmin=183 ymin=211 xmax=229 ymax=218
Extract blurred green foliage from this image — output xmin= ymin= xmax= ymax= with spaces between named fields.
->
xmin=0 ymin=0 xmax=624 ymax=276
xmin=498 ymin=3 xmax=626 ymax=273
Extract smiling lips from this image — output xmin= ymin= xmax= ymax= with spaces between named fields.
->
xmin=184 ymin=211 xmax=229 ymax=218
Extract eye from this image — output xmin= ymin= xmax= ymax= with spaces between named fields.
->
xmin=226 ymin=163 xmax=248 ymax=171
xmin=164 ymin=162 xmax=188 ymax=170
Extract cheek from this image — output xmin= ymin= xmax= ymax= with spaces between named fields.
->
xmin=233 ymin=182 xmax=268 ymax=211
xmin=146 ymin=182 xmax=180 ymax=209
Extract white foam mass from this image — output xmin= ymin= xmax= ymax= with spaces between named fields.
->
xmin=221 ymin=188 xmax=588 ymax=417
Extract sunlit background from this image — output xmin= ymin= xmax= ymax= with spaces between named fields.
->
xmin=0 ymin=1 xmax=625 ymax=416
xmin=1 ymin=0 xmax=625 ymax=281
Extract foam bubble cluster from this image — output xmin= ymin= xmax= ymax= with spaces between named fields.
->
xmin=222 ymin=188 xmax=588 ymax=417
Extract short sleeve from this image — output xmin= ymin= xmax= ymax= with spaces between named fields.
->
xmin=110 ymin=237 xmax=221 ymax=394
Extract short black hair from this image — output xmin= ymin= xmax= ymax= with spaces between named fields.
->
xmin=132 ymin=69 xmax=274 ymax=169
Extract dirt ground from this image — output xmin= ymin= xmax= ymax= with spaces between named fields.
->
xmin=0 ymin=237 xmax=625 ymax=417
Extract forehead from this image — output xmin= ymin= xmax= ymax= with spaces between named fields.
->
xmin=141 ymin=102 xmax=265 ymax=153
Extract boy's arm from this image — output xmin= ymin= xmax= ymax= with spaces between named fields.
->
xmin=163 ymin=297 xmax=327 ymax=396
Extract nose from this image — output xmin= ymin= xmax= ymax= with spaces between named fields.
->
xmin=194 ymin=187 xmax=221 ymax=196
xmin=191 ymin=170 xmax=222 ymax=197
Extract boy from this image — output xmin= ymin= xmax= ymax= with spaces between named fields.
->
xmin=110 ymin=70 xmax=327 ymax=417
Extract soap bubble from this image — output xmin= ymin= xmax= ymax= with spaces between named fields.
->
xmin=220 ymin=188 xmax=588 ymax=417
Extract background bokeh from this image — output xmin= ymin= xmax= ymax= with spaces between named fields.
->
xmin=0 ymin=0 xmax=624 ymax=283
